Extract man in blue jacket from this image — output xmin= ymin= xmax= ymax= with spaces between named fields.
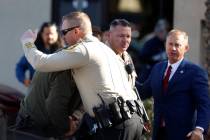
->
xmin=138 ymin=29 xmax=210 ymax=140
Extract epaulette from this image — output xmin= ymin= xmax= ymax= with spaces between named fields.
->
xmin=64 ymin=37 xmax=93 ymax=51
xmin=64 ymin=42 xmax=81 ymax=51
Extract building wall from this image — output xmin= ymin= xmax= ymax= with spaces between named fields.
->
xmin=0 ymin=0 xmax=51 ymax=93
xmin=174 ymin=0 xmax=206 ymax=65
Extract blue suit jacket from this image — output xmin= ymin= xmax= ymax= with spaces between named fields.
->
xmin=140 ymin=59 xmax=210 ymax=140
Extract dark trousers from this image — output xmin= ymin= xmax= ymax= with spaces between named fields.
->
xmin=93 ymin=114 xmax=143 ymax=140
xmin=156 ymin=127 xmax=167 ymax=140
xmin=15 ymin=113 xmax=93 ymax=140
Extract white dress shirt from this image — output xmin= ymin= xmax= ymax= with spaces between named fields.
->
xmin=166 ymin=58 xmax=183 ymax=81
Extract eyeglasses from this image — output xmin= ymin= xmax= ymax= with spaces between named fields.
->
xmin=61 ymin=26 xmax=79 ymax=36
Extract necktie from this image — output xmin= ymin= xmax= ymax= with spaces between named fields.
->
xmin=163 ymin=65 xmax=172 ymax=91
xmin=161 ymin=65 xmax=172 ymax=127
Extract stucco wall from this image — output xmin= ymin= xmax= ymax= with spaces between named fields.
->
xmin=174 ymin=0 xmax=206 ymax=65
xmin=0 ymin=0 xmax=51 ymax=94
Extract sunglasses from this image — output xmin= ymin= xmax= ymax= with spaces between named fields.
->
xmin=61 ymin=26 xmax=79 ymax=36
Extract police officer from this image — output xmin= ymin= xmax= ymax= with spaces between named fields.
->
xmin=107 ymin=19 xmax=137 ymax=88
xmin=20 ymin=11 xmax=144 ymax=140
xmin=103 ymin=18 xmax=144 ymax=139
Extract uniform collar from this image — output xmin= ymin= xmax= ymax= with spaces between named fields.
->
xmin=83 ymin=34 xmax=99 ymax=42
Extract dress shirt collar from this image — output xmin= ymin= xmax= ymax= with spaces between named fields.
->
xmin=167 ymin=58 xmax=183 ymax=80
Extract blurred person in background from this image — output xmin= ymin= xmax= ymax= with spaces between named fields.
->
xmin=92 ymin=26 xmax=102 ymax=41
xmin=101 ymin=30 xmax=109 ymax=43
xmin=137 ymin=19 xmax=170 ymax=84
xmin=15 ymin=22 xmax=63 ymax=87
xmin=127 ymin=22 xmax=142 ymax=73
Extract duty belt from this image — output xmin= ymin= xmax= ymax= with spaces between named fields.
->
xmin=93 ymin=97 xmax=144 ymax=129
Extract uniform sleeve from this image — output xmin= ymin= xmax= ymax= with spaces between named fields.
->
xmin=22 ymin=42 xmax=89 ymax=72
xmin=45 ymin=70 xmax=76 ymax=135
xmin=192 ymin=67 xmax=210 ymax=132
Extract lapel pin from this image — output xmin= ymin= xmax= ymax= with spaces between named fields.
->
xmin=180 ymin=70 xmax=184 ymax=74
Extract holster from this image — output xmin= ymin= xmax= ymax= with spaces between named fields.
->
xmin=93 ymin=97 xmax=145 ymax=129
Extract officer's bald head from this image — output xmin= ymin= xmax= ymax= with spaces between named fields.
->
xmin=62 ymin=11 xmax=92 ymax=35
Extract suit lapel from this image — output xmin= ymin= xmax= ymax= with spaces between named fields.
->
xmin=167 ymin=60 xmax=187 ymax=92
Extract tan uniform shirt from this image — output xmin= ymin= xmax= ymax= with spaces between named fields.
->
xmin=22 ymin=35 xmax=137 ymax=116
xmin=120 ymin=52 xmax=137 ymax=88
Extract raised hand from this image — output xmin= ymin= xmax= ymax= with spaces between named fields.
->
xmin=20 ymin=29 xmax=37 ymax=45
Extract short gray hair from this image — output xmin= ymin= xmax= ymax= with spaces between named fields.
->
xmin=167 ymin=29 xmax=189 ymax=46
xmin=109 ymin=19 xmax=131 ymax=31
xmin=62 ymin=11 xmax=92 ymax=34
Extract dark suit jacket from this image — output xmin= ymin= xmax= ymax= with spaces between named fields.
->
xmin=140 ymin=59 xmax=210 ymax=140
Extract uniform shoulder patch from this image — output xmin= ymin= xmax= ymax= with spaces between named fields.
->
xmin=25 ymin=42 xmax=35 ymax=48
